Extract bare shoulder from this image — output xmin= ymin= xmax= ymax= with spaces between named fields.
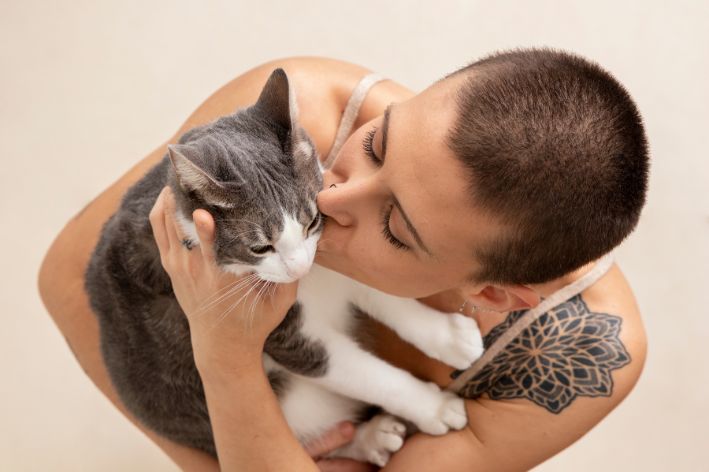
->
xmin=385 ymin=262 xmax=648 ymax=471
xmin=458 ymin=260 xmax=647 ymax=412
xmin=581 ymin=260 xmax=648 ymax=398
xmin=36 ymin=55 xmax=413 ymax=471
xmin=174 ymin=56 xmax=413 ymax=160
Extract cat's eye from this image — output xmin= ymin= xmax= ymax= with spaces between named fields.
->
xmin=250 ymin=244 xmax=274 ymax=255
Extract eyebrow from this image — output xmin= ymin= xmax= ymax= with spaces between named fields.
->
xmin=381 ymin=104 xmax=434 ymax=257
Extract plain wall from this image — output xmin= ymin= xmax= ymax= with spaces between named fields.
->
xmin=1 ymin=0 xmax=707 ymax=470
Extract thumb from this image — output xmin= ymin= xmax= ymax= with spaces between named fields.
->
xmin=304 ymin=422 xmax=356 ymax=458
xmin=193 ymin=208 xmax=217 ymax=263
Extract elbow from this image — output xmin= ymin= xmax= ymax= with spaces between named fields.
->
xmin=37 ymin=242 xmax=60 ymax=317
xmin=37 ymin=230 xmax=81 ymax=320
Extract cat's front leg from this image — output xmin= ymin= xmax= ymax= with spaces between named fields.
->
xmin=350 ymin=288 xmax=484 ymax=370
xmin=304 ymin=334 xmax=467 ymax=436
xmin=328 ymin=413 xmax=407 ymax=467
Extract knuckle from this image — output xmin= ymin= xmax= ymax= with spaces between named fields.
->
xmin=148 ymin=208 xmax=158 ymax=224
xmin=159 ymin=255 xmax=171 ymax=273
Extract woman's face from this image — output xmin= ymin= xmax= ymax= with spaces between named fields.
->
xmin=315 ymin=79 xmax=504 ymax=298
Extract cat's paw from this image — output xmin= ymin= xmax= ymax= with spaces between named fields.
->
xmin=413 ymin=384 xmax=468 ymax=435
xmin=427 ymin=313 xmax=484 ymax=370
xmin=357 ymin=414 xmax=407 ymax=467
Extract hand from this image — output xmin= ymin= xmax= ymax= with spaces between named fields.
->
xmin=148 ymin=186 xmax=298 ymax=366
xmin=304 ymin=422 xmax=378 ymax=472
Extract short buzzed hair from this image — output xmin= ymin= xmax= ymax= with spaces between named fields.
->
xmin=445 ymin=47 xmax=649 ymax=285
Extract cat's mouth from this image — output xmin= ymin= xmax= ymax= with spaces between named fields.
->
xmin=258 ymin=272 xmax=304 ymax=284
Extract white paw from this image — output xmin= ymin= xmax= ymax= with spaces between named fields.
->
xmin=358 ymin=414 xmax=407 ymax=467
xmin=426 ymin=313 xmax=484 ymax=370
xmin=414 ymin=384 xmax=468 ymax=435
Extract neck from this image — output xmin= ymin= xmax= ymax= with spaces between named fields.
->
xmin=416 ymin=258 xmax=601 ymax=325
xmin=531 ymin=259 xmax=599 ymax=299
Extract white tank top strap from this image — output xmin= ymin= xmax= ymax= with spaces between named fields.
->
xmin=322 ymin=72 xmax=387 ymax=169
xmin=446 ymin=251 xmax=616 ymax=393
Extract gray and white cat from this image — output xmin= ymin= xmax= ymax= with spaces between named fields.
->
xmin=85 ymin=69 xmax=484 ymax=466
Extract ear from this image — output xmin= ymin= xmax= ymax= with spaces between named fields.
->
xmin=252 ymin=68 xmax=298 ymax=134
xmin=168 ymin=144 xmax=232 ymax=206
xmin=467 ymin=284 xmax=541 ymax=313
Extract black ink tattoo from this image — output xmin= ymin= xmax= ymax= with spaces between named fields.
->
xmin=457 ymin=295 xmax=631 ymax=413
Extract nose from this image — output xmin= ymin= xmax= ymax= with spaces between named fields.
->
xmin=317 ymin=173 xmax=378 ymax=227
xmin=283 ymin=247 xmax=312 ymax=279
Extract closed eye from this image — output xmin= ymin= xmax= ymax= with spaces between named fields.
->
xmin=362 ymin=125 xmax=409 ymax=251
xmin=362 ymin=127 xmax=381 ymax=166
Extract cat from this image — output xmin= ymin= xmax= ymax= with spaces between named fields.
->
xmin=85 ymin=68 xmax=484 ymax=466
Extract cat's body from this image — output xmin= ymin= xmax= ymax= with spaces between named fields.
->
xmin=85 ymin=69 xmax=483 ymax=466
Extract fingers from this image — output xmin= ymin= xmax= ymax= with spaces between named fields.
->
xmin=316 ymin=458 xmax=378 ymax=472
xmin=149 ymin=187 xmax=170 ymax=254
xmin=161 ymin=186 xmax=183 ymax=250
xmin=193 ymin=208 xmax=217 ymax=264
xmin=304 ymin=422 xmax=356 ymax=458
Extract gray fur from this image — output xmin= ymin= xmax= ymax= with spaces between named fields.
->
xmin=265 ymin=302 xmax=329 ymax=376
xmin=85 ymin=69 xmax=324 ymax=457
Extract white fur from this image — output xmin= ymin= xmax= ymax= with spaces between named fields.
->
xmin=288 ymin=79 xmax=299 ymax=127
xmin=175 ymin=211 xmax=199 ymax=244
xmin=297 ymin=140 xmax=312 ymax=157
xmin=264 ymin=263 xmax=484 ymax=464
xmin=255 ymin=211 xmax=317 ymax=282
xmin=179 ymin=205 xmax=483 ymax=465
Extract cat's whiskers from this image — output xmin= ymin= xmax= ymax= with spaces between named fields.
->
xmin=209 ymin=276 xmax=263 ymax=332
xmin=198 ymin=273 xmax=256 ymax=305
xmin=247 ymin=280 xmax=273 ymax=329
xmin=193 ymin=273 xmax=260 ymax=316
xmin=242 ymin=278 xmax=271 ymax=329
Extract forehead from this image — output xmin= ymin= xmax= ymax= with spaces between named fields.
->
xmin=386 ymin=80 xmax=501 ymax=263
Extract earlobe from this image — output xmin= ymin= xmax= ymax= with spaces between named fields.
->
xmin=507 ymin=285 xmax=541 ymax=311
xmin=467 ymin=284 xmax=541 ymax=313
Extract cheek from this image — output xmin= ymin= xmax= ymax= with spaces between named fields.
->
xmin=317 ymin=225 xmax=450 ymax=297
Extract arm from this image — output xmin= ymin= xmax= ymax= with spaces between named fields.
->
xmin=36 ymin=56 xmax=376 ymax=470
xmin=150 ymin=186 xmax=320 ymax=471
xmin=381 ymin=278 xmax=648 ymax=471
xmin=350 ymin=287 xmax=484 ymax=370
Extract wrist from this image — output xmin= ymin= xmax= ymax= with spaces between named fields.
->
xmin=191 ymin=335 xmax=265 ymax=381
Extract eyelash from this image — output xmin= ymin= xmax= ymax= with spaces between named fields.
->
xmin=362 ymin=126 xmax=409 ymax=251
xmin=381 ymin=205 xmax=408 ymax=251
xmin=362 ymin=128 xmax=381 ymax=165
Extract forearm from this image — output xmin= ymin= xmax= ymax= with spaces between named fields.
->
xmin=197 ymin=354 xmax=318 ymax=472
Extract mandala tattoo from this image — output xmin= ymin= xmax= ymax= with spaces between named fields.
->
xmin=455 ymin=295 xmax=631 ymax=413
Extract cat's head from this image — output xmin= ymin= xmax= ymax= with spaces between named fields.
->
xmin=166 ymin=69 xmax=323 ymax=283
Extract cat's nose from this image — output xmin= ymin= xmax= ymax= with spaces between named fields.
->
xmin=284 ymin=248 xmax=312 ymax=279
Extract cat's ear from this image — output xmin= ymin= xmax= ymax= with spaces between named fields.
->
xmin=253 ymin=68 xmax=298 ymax=132
xmin=168 ymin=144 xmax=233 ymax=206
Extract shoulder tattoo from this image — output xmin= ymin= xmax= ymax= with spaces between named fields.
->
xmin=455 ymin=294 xmax=631 ymax=414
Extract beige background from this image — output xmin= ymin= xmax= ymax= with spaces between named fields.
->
xmin=2 ymin=0 xmax=707 ymax=470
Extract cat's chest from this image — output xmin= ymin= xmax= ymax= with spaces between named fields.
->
xmin=296 ymin=264 xmax=456 ymax=388
xmin=296 ymin=264 xmax=357 ymax=332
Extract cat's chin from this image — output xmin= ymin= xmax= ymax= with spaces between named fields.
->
xmin=221 ymin=262 xmax=307 ymax=283
xmin=257 ymin=273 xmax=303 ymax=284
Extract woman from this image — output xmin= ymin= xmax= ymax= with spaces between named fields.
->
xmin=38 ymin=50 xmax=648 ymax=471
